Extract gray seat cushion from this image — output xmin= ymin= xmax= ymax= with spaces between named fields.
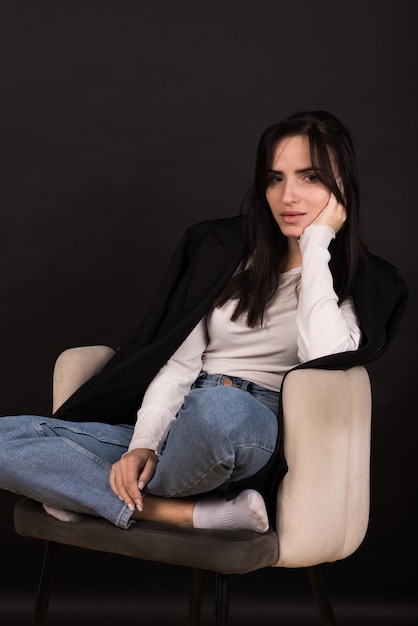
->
xmin=14 ymin=498 xmax=279 ymax=575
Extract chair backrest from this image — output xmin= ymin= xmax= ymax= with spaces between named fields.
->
xmin=275 ymin=366 xmax=372 ymax=568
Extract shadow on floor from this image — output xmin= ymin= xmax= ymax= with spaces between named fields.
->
xmin=1 ymin=595 xmax=417 ymax=626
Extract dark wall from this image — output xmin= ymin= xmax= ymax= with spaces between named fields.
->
xmin=1 ymin=0 xmax=416 ymax=604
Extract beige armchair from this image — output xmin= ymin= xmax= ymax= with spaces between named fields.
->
xmin=14 ymin=345 xmax=372 ymax=625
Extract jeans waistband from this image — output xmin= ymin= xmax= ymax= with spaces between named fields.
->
xmin=193 ymin=371 xmax=279 ymax=395
xmin=192 ymin=372 xmax=280 ymax=414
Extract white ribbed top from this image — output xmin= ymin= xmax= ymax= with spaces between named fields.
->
xmin=202 ymin=268 xmax=300 ymax=390
xmin=128 ymin=224 xmax=361 ymax=454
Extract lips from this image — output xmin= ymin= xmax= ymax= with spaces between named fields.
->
xmin=280 ymin=212 xmax=305 ymax=223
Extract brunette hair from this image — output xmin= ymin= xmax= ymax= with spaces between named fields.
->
xmin=217 ymin=110 xmax=366 ymax=326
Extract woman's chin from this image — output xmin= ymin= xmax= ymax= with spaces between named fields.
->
xmin=278 ymin=224 xmax=304 ymax=240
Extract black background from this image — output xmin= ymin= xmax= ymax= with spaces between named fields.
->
xmin=0 ymin=1 xmax=416 ymax=622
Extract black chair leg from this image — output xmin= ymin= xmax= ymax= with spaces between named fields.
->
xmin=32 ymin=540 xmax=60 ymax=626
xmin=306 ymin=565 xmax=336 ymax=626
xmin=189 ymin=568 xmax=204 ymax=626
xmin=213 ymin=573 xmax=229 ymax=626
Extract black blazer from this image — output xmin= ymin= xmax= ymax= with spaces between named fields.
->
xmin=54 ymin=216 xmax=408 ymax=504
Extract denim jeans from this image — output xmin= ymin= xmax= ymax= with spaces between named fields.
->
xmin=146 ymin=372 xmax=279 ymax=498
xmin=0 ymin=373 xmax=279 ymax=529
xmin=0 ymin=416 xmax=135 ymax=528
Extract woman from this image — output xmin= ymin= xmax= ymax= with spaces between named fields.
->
xmin=0 ymin=111 xmax=408 ymax=533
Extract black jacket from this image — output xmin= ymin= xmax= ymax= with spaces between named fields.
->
xmin=55 ymin=216 xmax=408 ymax=504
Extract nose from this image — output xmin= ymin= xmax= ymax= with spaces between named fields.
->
xmin=281 ymin=179 xmax=299 ymax=205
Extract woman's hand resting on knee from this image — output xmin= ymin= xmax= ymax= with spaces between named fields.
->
xmin=109 ymin=448 xmax=158 ymax=513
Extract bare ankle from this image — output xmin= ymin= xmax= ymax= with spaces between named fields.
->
xmin=132 ymin=494 xmax=195 ymax=527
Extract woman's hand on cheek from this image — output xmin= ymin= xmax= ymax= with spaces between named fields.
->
xmin=312 ymin=193 xmax=346 ymax=234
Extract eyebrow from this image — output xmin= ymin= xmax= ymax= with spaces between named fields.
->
xmin=268 ymin=167 xmax=316 ymax=175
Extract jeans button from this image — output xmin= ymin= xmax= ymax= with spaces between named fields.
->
xmin=222 ymin=378 xmax=233 ymax=386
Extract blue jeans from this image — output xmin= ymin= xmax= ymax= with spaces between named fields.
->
xmin=147 ymin=372 xmax=279 ymax=497
xmin=0 ymin=416 xmax=135 ymax=528
xmin=0 ymin=373 xmax=279 ymax=529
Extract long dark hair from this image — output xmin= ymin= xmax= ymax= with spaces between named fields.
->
xmin=217 ymin=110 xmax=366 ymax=327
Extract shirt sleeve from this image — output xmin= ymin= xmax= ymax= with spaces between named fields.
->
xmin=128 ymin=318 xmax=208 ymax=454
xmin=296 ymin=224 xmax=362 ymax=362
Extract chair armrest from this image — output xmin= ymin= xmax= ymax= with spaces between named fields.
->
xmin=274 ymin=366 xmax=372 ymax=568
xmin=52 ymin=345 xmax=116 ymax=413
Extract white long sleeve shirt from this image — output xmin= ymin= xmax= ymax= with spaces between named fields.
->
xmin=128 ymin=224 xmax=361 ymax=454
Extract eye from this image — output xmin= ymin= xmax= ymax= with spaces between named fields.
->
xmin=268 ymin=173 xmax=283 ymax=185
xmin=304 ymin=173 xmax=318 ymax=183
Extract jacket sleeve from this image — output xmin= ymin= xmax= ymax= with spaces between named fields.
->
xmin=352 ymin=252 xmax=409 ymax=362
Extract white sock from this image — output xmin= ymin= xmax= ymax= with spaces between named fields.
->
xmin=192 ymin=489 xmax=269 ymax=533
xmin=42 ymin=503 xmax=85 ymax=523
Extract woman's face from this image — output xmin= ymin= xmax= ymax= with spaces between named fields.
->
xmin=265 ymin=134 xmax=333 ymax=240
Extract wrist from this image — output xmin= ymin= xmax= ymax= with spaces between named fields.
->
xmin=299 ymin=224 xmax=335 ymax=249
xmin=125 ymin=446 xmax=161 ymax=460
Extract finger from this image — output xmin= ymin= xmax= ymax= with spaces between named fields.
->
xmin=109 ymin=464 xmax=127 ymax=501
xmin=109 ymin=464 xmax=137 ymax=512
xmin=325 ymin=192 xmax=338 ymax=210
xmin=109 ymin=465 xmax=119 ymax=496
xmin=327 ymin=199 xmax=346 ymax=233
xmin=111 ymin=460 xmax=143 ymax=512
xmin=137 ymin=457 xmax=158 ymax=492
xmin=120 ymin=459 xmax=145 ymax=511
